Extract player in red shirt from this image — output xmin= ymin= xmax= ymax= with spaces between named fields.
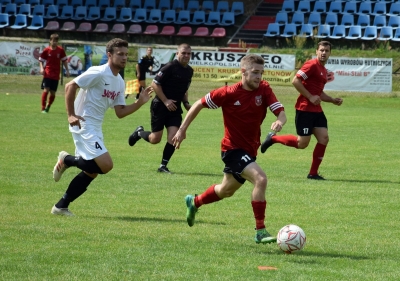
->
xmin=172 ymin=54 xmax=287 ymax=244
xmin=39 ymin=33 xmax=70 ymax=113
xmin=260 ymin=41 xmax=343 ymax=180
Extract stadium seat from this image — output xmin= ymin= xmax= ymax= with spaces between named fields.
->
xmin=280 ymin=23 xmax=297 ymax=37
xmin=387 ymin=2 xmax=400 ymax=16
xmin=173 ymin=0 xmax=185 ymax=11
xmin=210 ymin=27 xmax=226 ymax=37
xmin=281 ymin=0 xmax=295 ymax=13
xmin=356 ymin=14 xmax=370 ymax=28
xmin=43 ymin=20 xmax=59 ymax=30
xmin=202 ymin=1 xmax=214 ymax=13
xmin=70 ymin=0 xmax=82 ymax=8
xmin=373 ymin=15 xmax=386 ymax=28
xmin=146 ymin=9 xmax=161 ymax=23
xmin=194 ymin=26 xmax=209 ymax=36
xmin=42 ymin=0 xmax=54 ymax=8
xmin=187 ymin=0 xmax=199 ymax=13
xmin=308 ymin=12 xmax=321 ymax=27
xmin=391 ymin=28 xmax=400 ymax=41
xmin=358 ymin=1 xmax=372 ymax=14
xmin=190 ymin=10 xmax=206 ymax=25
xmin=116 ymin=7 xmax=132 ymax=22
xmin=329 ymin=24 xmax=346 ymax=39
xmin=372 ymin=2 xmax=386 ymax=16
xmin=60 ymin=21 xmax=75 ymax=31
xmin=297 ymin=1 xmax=310 ymax=13
xmin=160 ymin=9 xmax=176 ymax=24
xmin=4 ymin=3 xmax=17 ymax=16
xmin=57 ymin=0 xmax=69 ymax=9
xmin=100 ymin=7 xmax=116 ymax=21
xmin=313 ymin=1 xmax=327 ymax=13
xmin=72 ymin=6 xmax=87 ymax=21
xmin=275 ymin=12 xmax=288 ymax=26
xmin=44 ymin=5 xmax=59 ymax=19
xmin=360 ymin=25 xmax=377 ymax=40
xmin=324 ymin=12 xmax=338 ymax=26
xmin=112 ymin=0 xmax=125 ymax=9
xmin=129 ymin=0 xmax=141 ymax=9
xmin=14 ymin=0 xmax=26 ymax=6
xmin=159 ymin=25 xmax=175 ymax=35
xmin=27 ymin=14 xmax=43 ymax=29
xmin=377 ymin=26 xmax=393 ymax=40
xmin=18 ymin=4 xmax=31 ymax=16
xmin=76 ymin=21 xmax=92 ymax=32
xmin=328 ymin=1 xmax=342 ymax=13
xmin=93 ymin=22 xmax=108 ymax=32
xmin=315 ymin=24 xmax=330 ymax=38
xmin=86 ymin=6 xmax=100 ymax=20
xmin=28 ymin=0 xmax=40 ymax=6
xmin=345 ymin=25 xmax=362 ymax=39
xmin=110 ymin=23 xmax=125 ymax=33
xmin=143 ymin=24 xmax=158 ymax=34
xmin=143 ymin=0 xmax=156 ymax=10
xmin=298 ymin=23 xmax=313 ymax=37
xmin=231 ymin=1 xmax=244 ymax=16
xmin=291 ymin=11 xmax=305 ymax=26
xmin=176 ymin=26 xmax=192 ymax=36
xmin=84 ymin=0 xmax=97 ymax=9
xmin=341 ymin=13 xmax=354 ymax=28
xmin=98 ymin=0 xmax=110 ymax=10
xmin=31 ymin=4 xmax=44 ymax=17
xmin=216 ymin=1 xmax=229 ymax=13
xmin=132 ymin=8 xmax=147 ymax=22
xmin=264 ymin=23 xmax=280 ymax=37
xmin=343 ymin=1 xmax=357 ymax=14
xmin=220 ymin=11 xmax=234 ymax=26
xmin=127 ymin=23 xmax=142 ymax=34
xmin=158 ymin=0 xmax=170 ymax=11
xmin=205 ymin=11 xmax=221 ymax=25
xmin=175 ymin=10 xmax=190 ymax=24
xmin=9 ymin=14 xmax=27 ymax=29
xmin=387 ymin=15 xmax=400 ymax=29
xmin=58 ymin=5 xmax=74 ymax=20
xmin=0 ymin=13 xmax=9 ymax=28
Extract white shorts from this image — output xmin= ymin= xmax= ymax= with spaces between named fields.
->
xmin=71 ymin=128 xmax=108 ymax=160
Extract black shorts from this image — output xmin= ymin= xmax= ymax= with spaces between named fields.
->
xmin=136 ymin=69 xmax=147 ymax=81
xmin=41 ymin=78 xmax=59 ymax=92
xmin=295 ymin=110 xmax=328 ymax=136
xmin=221 ymin=149 xmax=256 ymax=184
xmin=150 ymin=98 xmax=182 ymax=132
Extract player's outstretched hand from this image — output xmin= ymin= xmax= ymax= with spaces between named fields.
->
xmin=68 ymin=115 xmax=85 ymax=129
xmin=172 ymin=129 xmax=186 ymax=149
xmin=333 ymin=98 xmax=343 ymax=106
xmin=137 ymin=86 xmax=153 ymax=104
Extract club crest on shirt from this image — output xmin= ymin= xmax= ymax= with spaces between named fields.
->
xmin=255 ymin=95 xmax=262 ymax=106
xmin=156 ymin=71 xmax=163 ymax=77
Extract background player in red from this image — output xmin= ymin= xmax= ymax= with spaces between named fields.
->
xmin=39 ymin=33 xmax=70 ymax=113
xmin=172 ymin=54 xmax=287 ymax=244
xmin=261 ymin=41 xmax=343 ymax=180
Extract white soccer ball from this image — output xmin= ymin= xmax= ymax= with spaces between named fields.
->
xmin=277 ymin=224 xmax=306 ymax=254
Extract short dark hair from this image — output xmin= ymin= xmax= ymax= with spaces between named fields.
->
xmin=106 ymin=38 xmax=129 ymax=54
xmin=50 ymin=33 xmax=59 ymax=41
xmin=317 ymin=41 xmax=332 ymax=50
xmin=240 ymin=54 xmax=264 ymax=70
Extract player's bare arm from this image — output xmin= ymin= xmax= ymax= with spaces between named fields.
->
xmin=65 ymin=80 xmax=85 ymax=128
xmin=270 ymin=111 xmax=287 ymax=132
xmin=292 ymin=76 xmax=321 ymax=105
xmin=114 ymin=86 xmax=153 ymax=118
xmin=320 ymin=91 xmax=343 ymax=106
xmin=151 ymin=81 xmax=177 ymax=111
xmin=63 ymin=60 xmax=70 ymax=78
xmin=173 ymin=100 xmax=205 ymax=149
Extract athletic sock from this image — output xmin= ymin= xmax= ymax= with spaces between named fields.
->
xmin=41 ymin=91 xmax=48 ymax=110
xmin=309 ymin=143 xmax=327 ymax=175
xmin=55 ymin=172 xmax=94 ymax=208
xmin=48 ymin=94 xmax=55 ymax=107
xmin=251 ymin=201 xmax=266 ymax=230
xmin=160 ymin=142 xmax=175 ymax=167
xmin=139 ymin=131 xmax=151 ymax=142
xmin=194 ymin=184 xmax=221 ymax=208
xmin=273 ymin=134 xmax=298 ymax=148
xmin=64 ymin=155 xmax=103 ymax=174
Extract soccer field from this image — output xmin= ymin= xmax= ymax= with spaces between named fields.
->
xmin=1 ymin=77 xmax=400 ymax=280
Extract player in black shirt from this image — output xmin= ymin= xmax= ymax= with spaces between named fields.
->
xmin=128 ymin=44 xmax=193 ymax=173
xmin=134 ymin=47 xmax=155 ymax=99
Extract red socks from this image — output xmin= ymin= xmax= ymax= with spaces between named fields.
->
xmin=41 ymin=91 xmax=48 ymax=110
xmin=309 ymin=143 xmax=327 ymax=175
xmin=48 ymin=94 xmax=55 ymax=106
xmin=252 ymin=201 xmax=266 ymax=230
xmin=272 ymin=134 xmax=298 ymax=148
xmin=194 ymin=184 xmax=221 ymax=208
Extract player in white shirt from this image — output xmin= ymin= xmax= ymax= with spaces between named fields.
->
xmin=50 ymin=38 xmax=153 ymax=216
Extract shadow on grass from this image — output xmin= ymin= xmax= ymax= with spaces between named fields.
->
xmin=262 ymin=249 xmax=370 ymax=260
xmin=94 ymin=215 xmax=227 ymax=226
xmin=172 ymin=172 xmax=221 ymax=177
xmin=327 ymin=179 xmax=400 ymax=185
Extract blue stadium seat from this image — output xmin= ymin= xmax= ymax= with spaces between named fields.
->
xmin=158 ymin=0 xmax=170 ymax=11
xmin=391 ymin=28 xmax=400 ymax=41
xmin=27 ymin=14 xmax=43 ymax=29
xmin=131 ymin=8 xmax=147 ymax=22
xmin=373 ymin=15 xmax=386 ymax=28
xmin=42 ymin=0 xmax=54 ymax=8
xmin=44 ymin=4 xmax=59 ymax=19
xmin=315 ymin=24 xmax=330 ymax=38
xmin=328 ymin=1 xmax=342 ymax=14
xmin=187 ymin=0 xmax=199 ymax=13
xmin=324 ymin=12 xmax=338 ymax=26
xmin=31 ymin=4 xmax=44 ymax=17
xmin=173 ymin=0 xmax=185 ymax=11
xmin=264 ymin=23 xmax=280 ymax=37
xmin=281 ymin=0 xmax=295 ymax=13
xmin=175 ymin=10 xmax=190 ymax=24
xmin=343 ymin=2 xmax=357 ymax=14
xmin=58 ymin=5 xmax=73 ymax=19
xmin=98 ymin=0 xmax=110 ymax=10
xmin=358 ymin=1 xmax=372 ymax=14
xmin=275 ymin=12 xmax=288 ymax=26
xmin=100 ymin=7 xmax=116 ymax=21
xmin=14 ymin=0 xmax=26 ymax=7
xmin=387 ymin=15 xmax=400 ymax=29
xmin=298 ymin=23 xmax=313 ymax=37
xmin=372 ymin=2 xmax=386 ymax=16
xmin=341 ymin=13 xmax=354 ymax=27
xmin=329 ymin=25 xmax=346 ymax=39
xmin=216 ymin=1 xmax=229 ymax=13
xmin=297 ymin=1 xmax=310 ymax=13
xmin=387 ymin=2 xmax=400 ymax=16
xmin=205 ymin=11 xmax=220 ymax=25
xmin=116 ymin=7 xmax=132 ymax=22
xmin=146 ymin=8 xmax=161 ymax=23
xmin=10 ymin=14 xmax=27 ymax=28
xmin=345 ymin=25 xmax=362 ymax=39
xmin=280 ymin=23 xmax=297 ymax=37
xmin=84 ymin=0 xmax=97 ymax=9
xmin=143 ymin=0 xmax=156 ymax=10
xmin=28 ymin=0 xmax=40 ymax=6
xmin=4 ymin=3 xmax=16 ymax=16
xmin=86 ymin=6 xmax=100 ymax=20
xmin=356 ymin=14 xmax=370 ymax=28
xmin=202 ymin=0 xmax=214 ymax=12
xmin=56 ymin=0 xmax=68 ymax=10
xmin=291 ymin=12 xmax=304 ymax=26
xmin=0 ymin=13 xmax=9 ymax=28
xmin=220 ymin=11 xmax=234 ymax=26
xmin=308 ymin=12 xmax=321 ymax=27
xmin=129 ymin=0 xmax=141 ymax=9
xmin=160 ymin=9 xmax=176 ymax=24
xmin=313 ymin=1 xmax=327 ymax=13
xmin=18 ymin=4 xmax=31 ymax=16
xmin=377 ymin=26 xmax=393 ymax=40
xmin=191 ymin=10 xmax=206 ymax=24
xmin=360 ymin=25 xmax=377 ymax=40
xmin=113 ymin=0 xmax=125 ymax=9
xmin=72 ymin=5 xmax=87 ymax=20
xmin=0 ymin=0 xmax=11 ymax=5
xmin=70 ymin=0 xmax=82 ymax=8
xmin=231 ymin=1 xmax=244 ymax=16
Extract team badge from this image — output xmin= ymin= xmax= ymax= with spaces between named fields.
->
xmin=255 ymin=95 xmax=262 ymax=106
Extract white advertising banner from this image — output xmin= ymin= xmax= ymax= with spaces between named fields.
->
xmin=138 ymin=48 xmax=296 ymax=85
xmin=323 ymin=57 xmax=392 ymax=93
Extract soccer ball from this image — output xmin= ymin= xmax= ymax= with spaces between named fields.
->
xmin=277 ymin=224 xmax=306 ymax=254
